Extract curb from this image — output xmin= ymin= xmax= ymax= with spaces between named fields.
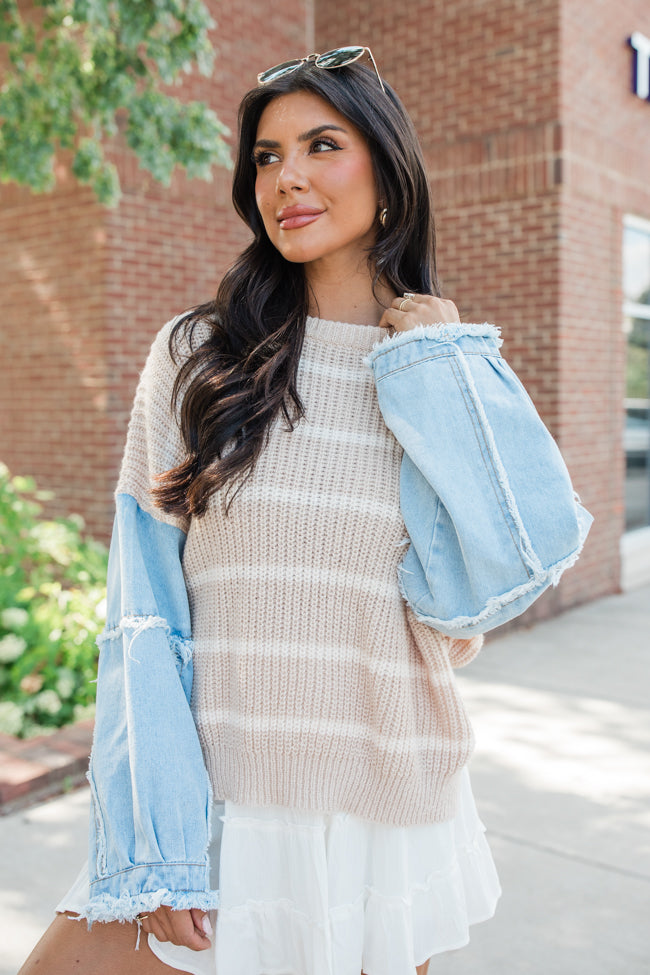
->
xmin=0 ymin=720 xmax=94 ymax=815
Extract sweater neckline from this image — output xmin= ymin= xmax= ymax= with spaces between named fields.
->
xmin=305 ymin=316 xmax=386 ymax=351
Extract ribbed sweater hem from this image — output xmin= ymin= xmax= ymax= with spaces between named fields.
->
xmin=204 ymin=747 xmax=467 ymax=827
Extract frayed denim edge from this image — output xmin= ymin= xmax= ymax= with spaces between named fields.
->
xmin=70 ymin=887 xmax=222 ymax=929
xmin=97 ymin=615 xmax=193 ymax=668
xmin=398 ymin=523 xmax=590 ymax=635
xmin=363 ymin=322 xmax=502 ymax=364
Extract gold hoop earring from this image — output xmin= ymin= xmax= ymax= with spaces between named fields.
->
xmin=379 ymin=207 xmax=388 ymax=227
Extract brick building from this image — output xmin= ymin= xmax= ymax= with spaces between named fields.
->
xmin=2 ymin=0 xmax=650 ymax=619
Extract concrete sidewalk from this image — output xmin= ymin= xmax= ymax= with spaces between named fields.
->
xmin=2 ymin=586 xmax=649 ymax=975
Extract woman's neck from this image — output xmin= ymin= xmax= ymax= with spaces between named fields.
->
xmin=305 ymin=258 xmax=396 ymax=327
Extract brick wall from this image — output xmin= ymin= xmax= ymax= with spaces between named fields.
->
xmin=2 ymin=0 xmax=647 ymax=615
xmin=99 ymin=0 xmax=311 ymax=536
xmin=0 ymin=180 xmax=110 ymax=531
xmin=0 ymin=0 xmax=308 ymax=539
xmin=316 ymin=0 xmax=649 ymax=613
xmin=557 ymin=0 xmax=650 ymax=602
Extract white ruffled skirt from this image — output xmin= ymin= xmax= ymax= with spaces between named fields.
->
xmin=58 ymin=768 xmax=500 ymax=975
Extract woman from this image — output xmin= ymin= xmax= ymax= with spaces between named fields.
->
xmin=19 ymin=47 xmax=590 ymax=975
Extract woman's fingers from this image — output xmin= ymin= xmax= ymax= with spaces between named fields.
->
xmin=191 ymin=907 xmax=213 ymax=938
xmin=141 ymin=906 xmax=212 ymax=951
xmin=379 ymin=294 xmax=461 ymax=333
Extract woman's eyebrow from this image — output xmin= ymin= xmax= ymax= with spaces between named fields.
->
xmin=298 ymin=123 xmax=347 ymax=141
xmin=253 ymin=124 xmax=347 ymax=151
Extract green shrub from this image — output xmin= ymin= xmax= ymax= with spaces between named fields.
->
xmin=0 ymin=464 xmax=108 ymax=738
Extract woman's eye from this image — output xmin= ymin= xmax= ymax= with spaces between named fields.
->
xmin=253 ymin=150 xmax=280 ymax=167
xmin=310 ymin=138 xmax=339 ymax=154
xmin=253 ymin=139 xmax=340 ymax=166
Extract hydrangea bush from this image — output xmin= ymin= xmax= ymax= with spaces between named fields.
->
xmin=0 ymin=465 xmax=108 ymax=738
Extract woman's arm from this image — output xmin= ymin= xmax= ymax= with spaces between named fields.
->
xmin=79 ymin=320 xmax=219 ymax=932
xmin=82 ymin=495 xmax=217 ymax=927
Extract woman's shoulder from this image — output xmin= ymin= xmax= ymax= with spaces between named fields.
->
xmin=148 ymin=312 xmax=213 ymax=367
xmin=140 ymin=313 xmax=214 ymax=393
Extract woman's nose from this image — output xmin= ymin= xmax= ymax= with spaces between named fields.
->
xmin=276 ymin=156 xmax=309 ymax=194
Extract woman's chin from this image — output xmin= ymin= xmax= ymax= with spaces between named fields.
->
xmin=270 ymin=235 xmax=329 ymax=265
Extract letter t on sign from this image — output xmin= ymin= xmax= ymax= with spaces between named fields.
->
xmin=630 ymin=32 xmax=650 ymax=100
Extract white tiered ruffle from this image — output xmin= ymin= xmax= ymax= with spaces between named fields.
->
xmin=58 ymin=768 xmax=500 ymax=975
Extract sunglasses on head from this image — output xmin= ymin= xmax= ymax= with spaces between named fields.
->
xmin=257 ymin=45 xmax=386 ymax=94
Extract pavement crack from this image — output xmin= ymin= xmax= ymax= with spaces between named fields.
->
xmin=488 ymin=829 xmax=650 ymax=883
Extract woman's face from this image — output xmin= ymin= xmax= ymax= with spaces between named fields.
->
xmin=253 ymin=91 xmax=379 ymax=269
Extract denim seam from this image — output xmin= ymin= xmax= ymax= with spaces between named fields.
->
xmin=373 ymin=350 xmax=502 ymax=382
xmin=89 ymin=861 xmax=206 ymax=882
xmin=453 ymin=347 xmax=543 ymax=576
xmin=86 ymin=767 xmax=107 ymax=879
xmin=447 ymin=355 xmax=531 ymax=576
xmin=423 ymin=491 xmax=442 ymax=583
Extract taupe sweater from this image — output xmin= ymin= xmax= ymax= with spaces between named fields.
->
xmin=117 ymin=315 xmax=483 ymax=826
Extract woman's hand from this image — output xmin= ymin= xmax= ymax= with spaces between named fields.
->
xmin=137 ymin=905 xmax=212 ymax=951
xmin=379 ymin=293 xmax=460 ymax=334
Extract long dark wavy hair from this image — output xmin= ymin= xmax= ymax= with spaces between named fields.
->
xmin=152 ymin=59 xmax=440 ymax=517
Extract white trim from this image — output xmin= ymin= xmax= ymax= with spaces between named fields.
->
xmin=623 ymin=301 xmax=650 ymax=320
xmin=624 ymin=213 xmax=650 ymax=234
xmin=622 ymin=215 xmax=650 ymax=538
xmin=621 ymin=526 xmax=650 ymax=590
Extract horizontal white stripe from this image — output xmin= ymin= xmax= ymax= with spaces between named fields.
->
xmin=300 ymin=422 xmax=389 ymax=450
xmin=243 ymin=483 xmax=398 ymax=520
xmin=194 ymin=638 xmax=437 ymax=681
xmin=190 ymin=563 xmax=399 ymax=600
xmin=195 ymin=707 xmax=449 ymax=753
xmin=299 ymin=357 xmax=371 ymax=382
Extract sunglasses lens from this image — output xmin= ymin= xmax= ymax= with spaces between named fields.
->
xmin=257 ymin=59 xmax=302 ymax=84
xmin=258 ymin=46 xmax=384 ymax=93
xmin=315 ymin=46 xmax=364 ymax=69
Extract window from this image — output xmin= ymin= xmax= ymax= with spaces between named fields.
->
xmin=623 ymin=216 xmax=650 ymax=531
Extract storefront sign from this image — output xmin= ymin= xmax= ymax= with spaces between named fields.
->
xmin=630 ymin=31 xmax=650 ymax=100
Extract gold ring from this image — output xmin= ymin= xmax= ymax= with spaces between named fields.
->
xmin=136 ymin=913 xmax=150 ymax=921
xmin=399 ymin=297 xmax=410 ymax=312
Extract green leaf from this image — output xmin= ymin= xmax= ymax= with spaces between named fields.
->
xmin=0 ymin=466 xmax=108 ymax=737
xmin=0 ymin=0 xmax=229 ymax=204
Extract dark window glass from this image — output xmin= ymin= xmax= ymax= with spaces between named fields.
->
xmin=623 ymin=222 xmax=650 ymax=531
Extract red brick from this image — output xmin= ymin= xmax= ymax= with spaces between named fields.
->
xmin=1 ymin=0 xmax=648 ymax=617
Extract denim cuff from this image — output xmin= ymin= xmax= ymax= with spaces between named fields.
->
xmin=77 ymin=861 xmax=220 ymax=926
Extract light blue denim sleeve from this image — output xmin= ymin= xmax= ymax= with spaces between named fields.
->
xmin=80 ymin=492 xmax=219 ymax=925
xmin=365 ymin=323 xmax=593 ymax=637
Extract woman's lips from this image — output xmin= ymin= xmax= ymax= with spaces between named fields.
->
xmin=277 ymin=208 xmax=324 ymax=230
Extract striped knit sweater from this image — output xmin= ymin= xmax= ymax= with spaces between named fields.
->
xmin=117 ymin=314 xmax=483 ymax=826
